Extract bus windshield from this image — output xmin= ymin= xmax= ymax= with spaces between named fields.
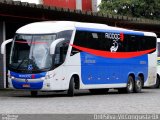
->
xmin=9 ymin=34 xmax=56 ymax=71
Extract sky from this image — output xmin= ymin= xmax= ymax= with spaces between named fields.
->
xmin=97 ymin=0 xmax=102 ymax=6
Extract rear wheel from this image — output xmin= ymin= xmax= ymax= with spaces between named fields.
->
xmin=89 ymin=89 xmax=109 ymax=94
xmin=67 ymin=77 xmax=75 ymax=97
xmin=118 ymin=76 xmax=134 ymax=93
xmin=31 ymin=91 xmax=38 ymax=97
xmin=134 ymin=76 xmax=143 ymax=93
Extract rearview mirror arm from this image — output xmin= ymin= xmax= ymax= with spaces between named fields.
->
xmin=1 ymin=39 xmax=13 ymax=54
xmin=50 ymin=38 xmax=65 ymax=54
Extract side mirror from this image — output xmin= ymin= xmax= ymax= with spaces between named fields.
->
xmin=1 ymin=39 xmax=13 ymax=54
xmin=50 ymin=38 xmax=65 ymax=54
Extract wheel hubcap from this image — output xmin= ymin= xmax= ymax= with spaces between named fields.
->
xmin=128 ymin=80 xmax=133 ymax=90
xmin=136 ymin=80 xmax=141 ymax=88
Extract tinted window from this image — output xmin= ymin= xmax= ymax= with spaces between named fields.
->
xmin=57 ymin=30 xmax=73 ymax=40
xmin=71 ymin=30 xmax=156 ymax=55
xmin=71 ymin=31 xmax=113 ymax=55
xmin=54 ymin=30 xmax=73 ymax=67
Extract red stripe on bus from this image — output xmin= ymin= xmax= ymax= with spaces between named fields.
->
xmin=15 ymin=41 xmax=47 ymax=44
xmin=71 ymin=44 xmax=156 ymax=59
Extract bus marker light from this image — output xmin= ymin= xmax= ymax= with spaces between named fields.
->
xmin=47 ymin=83 xmax=50 ymax=87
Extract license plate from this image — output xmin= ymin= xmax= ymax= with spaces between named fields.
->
xmin=22 ymin=84 xmax=30 ymax=88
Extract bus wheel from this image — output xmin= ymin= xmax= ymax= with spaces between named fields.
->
xmin=153 ymin=75 xmax=160 ymax=88
xmin=118 ymin=76 xmax=134 ymax=93
xmin=31 ymin=91 xmax=38 ymax=97
xmin=67 ymin=77 xmax=75 ymax=97
xmin=89 ymin=89 xmax=109 ymax=94
xmin=134 ymin=76 xmax=142 ymax=93
xmin=126 ymin=76 xmax=134 ymax=93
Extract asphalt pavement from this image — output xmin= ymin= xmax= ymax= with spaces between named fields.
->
xmin=0 ymin=88 xmax=160 ymax=114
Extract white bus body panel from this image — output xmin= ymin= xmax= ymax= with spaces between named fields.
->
xmin=144 ymin=33 xmax=157 ymax=87
xmin=144 ymin=53 xmax=157 ymax=86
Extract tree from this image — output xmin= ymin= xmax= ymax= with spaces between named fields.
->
xmin=99 ymin=0 xmax=160 ymax=20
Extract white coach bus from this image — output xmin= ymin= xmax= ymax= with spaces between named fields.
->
xmin=1 ymin=21 xmax=157 ymax=96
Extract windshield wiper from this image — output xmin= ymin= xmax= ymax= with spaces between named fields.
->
xmin=16 ymin=57 xmax=27 ymax=69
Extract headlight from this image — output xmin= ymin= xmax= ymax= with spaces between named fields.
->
xmin=45 ymin=75 xmax=50 ymax=79
xmin=45 ymin=74 xmax=55 ymax=79
xmin=11 ymin=76 xmax=15 ymax=79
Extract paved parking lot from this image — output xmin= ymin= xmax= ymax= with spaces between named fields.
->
xmin=0 ymin=88 xmax=160 ymax=114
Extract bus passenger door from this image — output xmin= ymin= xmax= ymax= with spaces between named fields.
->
xmin=52 ymin=40 xmax=69 ymax=90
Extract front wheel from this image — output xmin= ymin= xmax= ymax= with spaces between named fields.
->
xmin=134 ymin=76 xmax=143 ymax=93
xmin=67 ymin=77 xmax=75 ymax=97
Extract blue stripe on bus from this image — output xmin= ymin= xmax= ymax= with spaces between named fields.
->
xmin=80 ymin=52 xmax=148 ymax=84
xmin=10 ymin=71 xmax=47 ymax=79
xmin=10 ymin=71 xmax=46 ymax=89
xmin=12 ymin=80 xmax=43 ymax=90
xmin=76 ymin=27 xmax=144 ymax=36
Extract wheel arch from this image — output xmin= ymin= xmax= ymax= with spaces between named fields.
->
xmin=71 ymin=74 xmax=80 ymax=89
xmin=128 ymin=73 xmax=135 ymax=81
xmin=157 ymin=73 xmax=160 ymax=79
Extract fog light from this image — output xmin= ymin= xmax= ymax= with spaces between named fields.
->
xmin=46 ymin=83 xmax=50 ymax=87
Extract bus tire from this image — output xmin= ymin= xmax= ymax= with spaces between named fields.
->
xmin=31 ymin=91 xmax=38 ymax=97
xmin=134 ymin=76 xmax=142 ymax=93
xmin=153 ymin=75 xmax=160 ymax=88
xmin=126 ymin=76 xmax=134 ymax=93
xmin=67 ymin=77 xmax=75 ymax=97
xmin=118 ymin=76 xmax=134 ymax=93
xmin=89 ymin=89 xmax=109 ymax=94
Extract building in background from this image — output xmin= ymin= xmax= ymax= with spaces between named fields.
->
xmin=43 ymin=0 xmax=92 ymax=11
xmin=12 ymin=0 xmax=101 ymax=12
xmin=43 ymin=0 xmax=101 ymax=12
xmin=13 ymin=0 xmax=42 ymax=4
xmin=43 ymin=0 xmax=76 ymax=10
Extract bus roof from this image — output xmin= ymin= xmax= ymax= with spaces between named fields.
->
xmin=16 ymin=21 xmax=157 ymax=37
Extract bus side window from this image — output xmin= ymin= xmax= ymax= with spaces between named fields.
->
xmin=125 ymin=35 xmax=138 ymax=52
xmin=60 ymin=40 xmax=69 ymax=63
xmin=57 ymin=30 xmax=73 ymax=41
xmin=71 ymin=31 xmax=88 ymax=56
xmin=57 ymin=30 xmax=72 ymax=56
xmin=54 ymin=44 xmax=60 ymax=66
xmin=129 ymin=36 xmax=137 ymax=51
xmin=54 ymin=40 xmax=69 ymax=66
